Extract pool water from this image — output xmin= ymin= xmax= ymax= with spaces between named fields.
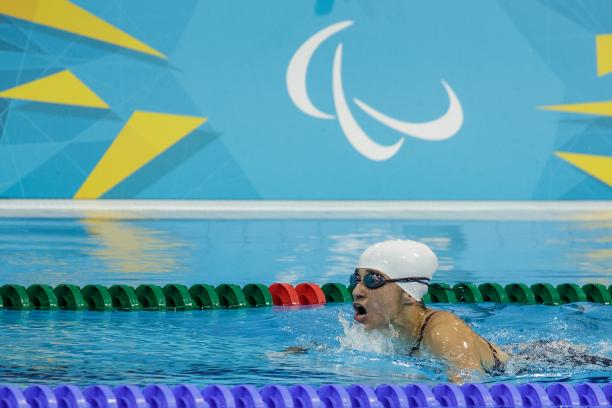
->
xmin=0 ymin=217 xmax=610 ymax=386
xmin=0 ymin=303 xmax=610 ymax=386
xmin=0 ymin=218 xmax=609 ymax=286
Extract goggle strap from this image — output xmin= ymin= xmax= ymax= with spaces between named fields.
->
xmin=428 ymin=283 xmax=455 ymax=292
xmin=386 ymin=277 xmax=431 ymax=285
xmin=387 ymin=279 xmax=455 ymax=292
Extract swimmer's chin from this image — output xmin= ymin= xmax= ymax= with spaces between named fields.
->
xmin=354 ymin=317 xmax=388 ymax=332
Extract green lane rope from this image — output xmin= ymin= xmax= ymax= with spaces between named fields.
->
xmin=479 ymin=283 xmax=510 ymax=303
xmin=55 ymin=284 xmax=87 ymax=310
xmin=136 ymin=284 xmax=167 ymax=311
xmin=322 ymin=283 xmax=352 ymax=303
xmin=215 ymin=284 xmax=248 ymax=309
xmin=0 ymin=281 xmax=609 ymax=311
xmin=26 ymin=284 xmax=58 ymax=310
xmin=1 ymin=284 xmax=31 ymax=309
xmin=243 ymin=283 xmax=273 ymax=307
xmin=109 ymin=284 xmax=140 ymax=311
xmin=531 ymin=283 xmax=562 ymax=306
xmin=557 ymin=283 xmax=587 ymax=303
xmin=188 ymin=284 xmax=220 ymax=309
xmin=452 ymin=283 xmax=483 ymax=303
xmin=82 ymin=284 xmax=113 ymax=311
xmin=583 ymin=283 xmax=611 ymax=304
xmin=426 ymin=283 xmax=458 ymax=303
xmin=505 ymin=283 xmax=536 ymax=304
xmin=163 ymin=284 xmax=194 ymax=310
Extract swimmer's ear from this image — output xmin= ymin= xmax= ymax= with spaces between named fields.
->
xmin=400 ymin=291 xmax=427 ymax=308
xmin=400 ymin=291 xmax=418 ymax=306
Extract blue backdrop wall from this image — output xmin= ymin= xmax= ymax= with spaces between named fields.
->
xmin=0 ymin=0 xmax=610 ymax=199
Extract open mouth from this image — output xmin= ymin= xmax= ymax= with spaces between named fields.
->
xmin=353 ymin=302 xmax=367 ymax=323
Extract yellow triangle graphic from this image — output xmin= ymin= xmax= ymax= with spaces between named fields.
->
xmin=596 ymin=34 xmax=612 ymax=77
xmin=556 ymin=152 xmax=612 ymax=187
xmin=0 ymin=70 xmax=109 ymax=108
xmin=539 ymin=101 xmax=612 ymax=117
xmin=74 ymin=111 xmax=207 ymax=199
xmin=0 ymin=0 xmax=165 ymax=59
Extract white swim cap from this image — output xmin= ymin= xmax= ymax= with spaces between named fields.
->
xmin=356 ymin=240 xmax=438 ymax=300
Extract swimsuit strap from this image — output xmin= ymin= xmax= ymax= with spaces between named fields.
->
xmin=409 ymin=311 xmax=437 ymax=356
xmin=485 ymin=339 xmax=505 ymax=372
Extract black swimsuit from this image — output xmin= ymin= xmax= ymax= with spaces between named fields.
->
xmin=409 ymin=311 xmax=505 ymax=374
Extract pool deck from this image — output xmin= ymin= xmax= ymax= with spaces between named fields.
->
xmin=0 ymin=200 xmax=610 ymax=220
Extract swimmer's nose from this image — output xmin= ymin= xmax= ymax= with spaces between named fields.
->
xmin=352 ymin=283 xmax=367 ymax=300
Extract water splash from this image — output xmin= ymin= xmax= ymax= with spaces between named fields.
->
xmin=336 ymin=313 xmax=403 ymax=355
xmin=504 ymin=340 xmax=612 ymax=375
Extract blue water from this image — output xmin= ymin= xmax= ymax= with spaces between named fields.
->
xmin=0 ymin=218 xmax=610 ymax=286
xmin=0 ymin=218 xmax=610 ymax=386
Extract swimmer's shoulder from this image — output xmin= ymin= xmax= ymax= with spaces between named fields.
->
xmin=420 ymin=309 xmax=510 ymax=375
xmin=429 ymin=311 xmax=510 ymax=368
xmin=423 ymin=310 xmax=469 ymax=336
xmin=420 ymin=310 xmax=480 ymax=353
xmin=424 ymin=311 xmax=507 ymax=354
xmin=420 ymin=310 xmax=484 ymax=372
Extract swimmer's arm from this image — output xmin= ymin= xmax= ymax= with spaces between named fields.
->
xmin=282 ymin=346 xmax=308 ymax=354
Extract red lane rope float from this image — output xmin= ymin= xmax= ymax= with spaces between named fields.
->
xmin=295 ymin=283 xmax=326 ymax=305
xmin=268 ymin=283 xmax=300 ymax=306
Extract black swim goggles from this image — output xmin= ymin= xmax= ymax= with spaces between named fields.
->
xmin=349 ymin=269 xmax=431 ymax=291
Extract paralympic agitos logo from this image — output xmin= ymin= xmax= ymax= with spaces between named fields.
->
xmin=286 ymin=21 xmax=464 ymax=161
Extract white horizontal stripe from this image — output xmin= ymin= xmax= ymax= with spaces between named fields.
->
xmin=0 ymin=200 xmax=609 ymax=220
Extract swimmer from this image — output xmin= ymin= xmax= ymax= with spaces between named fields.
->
xmin=351 ymin=240 xmax=509 ymax=382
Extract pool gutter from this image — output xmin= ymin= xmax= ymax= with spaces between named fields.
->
xmin=0 ymin=200 xmax=610 ymax=220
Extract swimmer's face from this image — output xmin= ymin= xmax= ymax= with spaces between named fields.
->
xmin=352 ymin=269 xmax=403 ymax=330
